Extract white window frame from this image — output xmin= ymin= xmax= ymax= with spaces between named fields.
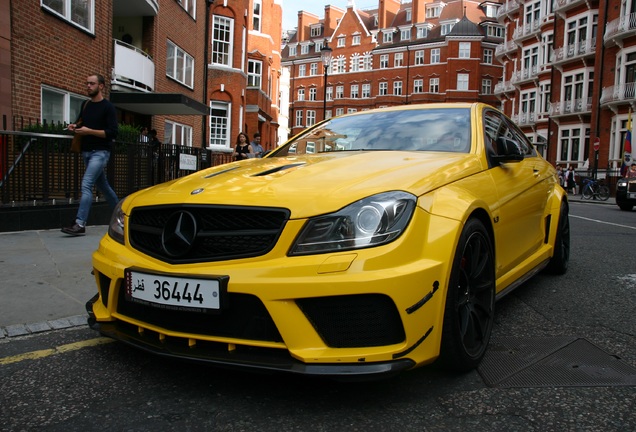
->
xmin=310 ymin=63 xmax=318 ymax=76
xmin=309 ymin=87 xmax=317 ymax=101
xmin=431 ymin=48 xmax=441 ymax=64
xmin=41 ymin=86 xmax=86 ymax=125
xmin=247 ymin=60 xmax=262 ymax=88
xmin=459 ymin=42 xmax=471 ymax=58
xmin=380 ymin=54 xmax=389 ymax=69
xmin=415 ymin=50 xmax=425 ymax=65
xmin=394 ymin=52 xmax=404 ymax=67
xmin=298 ymin=64 xmax=306 ymax=77
xmin=177 ymin=0 xmax=196 ymax=19
xmin=42 ymin=0 xmax=94 ymax=33
xmin=165 ymin=120 xmax=193 ymax=147
xmin=413 ymin=79 xmax=423 ymax=93
xmin=212 ymin=16 xmax=234 ymax=67
xmin=429 ymin=77 xmax=439 ymax=93
xmin=350 ymin=84 xmax=359 ymax=98
xmin=362 ymin=83 xmax=371 ymax=98
xmin=336 ymin=85 xmax=344 ymax=99
xmin=483 ymin=49 xmax=493 ymax=64
xmin=209 ymin=101 xmax=231 ymax=148
xmin=457 ymin=73 xmax=469 ymax=90
xmin=338 ymin=36 xmax=346 ymax=47
xmin=353 ymin=35 xmax=361 ymax=45
xmin=311 ymin=25 xmax=322 ymax=37
xmin=167 ymin=40 xmax=194 ymax=88
xmin=482 ymin=78 xmax=492 ymax=95
xmin=393 ymin=81 xmax=403 ymax=95
xmin=295 ymin=110 xmax=303 ymax=127
xmin=297 ymin=88 xmax=305 ymax=101
xmin=306 ymin=110 xmax=316 ymax=127
xmin=379 ymin=82 xmax=388 ymax=96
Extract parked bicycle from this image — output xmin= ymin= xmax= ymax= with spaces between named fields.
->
xmin=581 ymin=178 xmax=610 ymax=201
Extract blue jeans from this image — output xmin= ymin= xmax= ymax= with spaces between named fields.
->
xmin=76 ymin=150 xmax=118 ymax=225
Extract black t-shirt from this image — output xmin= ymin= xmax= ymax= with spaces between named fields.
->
xmin=78 ymin=99 xmax=118 ymax=152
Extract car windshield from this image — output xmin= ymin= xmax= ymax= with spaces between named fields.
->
xmin=271 ymin=108 xmax=471 ymax=156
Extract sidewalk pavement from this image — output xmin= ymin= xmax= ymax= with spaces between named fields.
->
xmin=0 ymin=225 xmax=107 ymax=339
xmin=0 ymin=195 xmax=615 ymax=340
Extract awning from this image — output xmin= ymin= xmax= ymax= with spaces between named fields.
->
xmin=110 ymin=92 xmax=209 ymax=115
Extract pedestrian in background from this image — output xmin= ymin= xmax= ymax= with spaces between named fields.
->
xmin=233 ymin=132 xmax=253 ymax=160
xmin=62 ymin=74 xmax=119 ymax=236
xmin=251 ymin=132 xmax=264 ymax=158
xmin=566 ymin=166 xmax=576 ymax=195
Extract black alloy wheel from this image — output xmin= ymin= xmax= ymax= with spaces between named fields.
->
xmin=438 ymin=218 xmax=495 ymax=372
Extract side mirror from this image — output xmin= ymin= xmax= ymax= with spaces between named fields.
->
xmin=492 ymin=137 xmax=524 ymax=164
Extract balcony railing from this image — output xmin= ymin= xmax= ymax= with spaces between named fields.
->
xmin=495 ymin=40 xmax=517 ymax=58
xmin=496 ymin=0 xmax=520 ymax=21
xmin=512 ymin=20 xmax=542 ymax=41
xmin=604 ymin=13 xmax=636 ymax=45
xmin=549 ymin=97 xmax=593 ymax=116
xmin=554 ymin=0 xmax=588 ymax=13
xmin=111 ymin=39 xmax=155 ymax=92
xmin=510 ymin=65 xmax=539 ymax=85
xmin=493 ymin=80 xmax=515 ymax=95
xmin=600 ymin=83 xmax=636 ymax=105
xmin=512 ymin=111 xmax=536 ymax=126
xmin=551 ymin=37 xmax=596 ymax=65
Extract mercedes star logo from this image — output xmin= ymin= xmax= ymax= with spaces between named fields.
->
xmin=162 ymin=211 xmax=198 ymax=257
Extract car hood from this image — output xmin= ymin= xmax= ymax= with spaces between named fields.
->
xmin=125 ymin=151 xmax=482 ymax=218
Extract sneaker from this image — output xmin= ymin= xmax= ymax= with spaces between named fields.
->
xmin=62 ymin=223 xmax=86 ymax=236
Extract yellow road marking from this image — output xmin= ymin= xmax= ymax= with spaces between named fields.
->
xmin=0 ymin=337 xmax=115 ymax=366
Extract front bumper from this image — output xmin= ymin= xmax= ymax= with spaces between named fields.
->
xmin=86 ymin=293 xmax=414 ymax=377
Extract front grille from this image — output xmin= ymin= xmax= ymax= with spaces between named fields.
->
xmin=129 ymin=205 xmax=289 ymax=263
xmin=297 ymin=294 xmax=406 ymax=348
xmin=117 ymin=288 xmax=283 ymax=343
xmin=628 ymin=180 xmax=636 ymax=193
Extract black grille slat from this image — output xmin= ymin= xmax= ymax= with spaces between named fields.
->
xmin=297 ymin=295 xmax=406 ymax=348
xmin=129 ymin=205 xmax=289 ymax=263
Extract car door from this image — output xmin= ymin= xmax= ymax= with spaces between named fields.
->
xmin=483 ymin=109 xmax=550 ymax=278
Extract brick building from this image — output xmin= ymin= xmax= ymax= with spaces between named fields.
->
xmin=495 ymin=0 xmax=634 ymax=176
xmin=281 ymin=0 xmax=504 ymax=138
xmin=208 ymin=0 xmax=283 ymax=153
xmin=2 ymin=0 xmax=283 ymax=155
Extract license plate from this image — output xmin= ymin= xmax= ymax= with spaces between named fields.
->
xmin=629 ymin=193 xmax=636 ymax=199
xmin=125 ymin=269 xmax=224 ymax=312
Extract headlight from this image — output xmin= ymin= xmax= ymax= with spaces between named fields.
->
xmin=108 ymin=200 xmax=125 ymax=245
xmin=617 ymin=179 xmax=627 ymax=188
xmin=289 ymin=191 xmax=416 ymax=255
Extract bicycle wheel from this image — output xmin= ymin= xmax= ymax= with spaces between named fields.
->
xmin=598 ymin=185 xmax=610 ymax=201
xmin=581 ymin=184 xmax=593 ymax=199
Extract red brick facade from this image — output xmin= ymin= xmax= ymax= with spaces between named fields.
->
xmin=282 ymin=0 xmax=504 ymax=137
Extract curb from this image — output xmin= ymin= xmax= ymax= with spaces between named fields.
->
xmin=0 ymin=315 xmax=88 ymax=339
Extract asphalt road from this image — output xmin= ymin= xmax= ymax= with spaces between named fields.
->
xmin=1 ymin=201 xmax=635 ymax=431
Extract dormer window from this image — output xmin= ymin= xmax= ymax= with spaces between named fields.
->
xmin=383 ymin=31 xmax=393 ymax=43
xmin=288 ymin=45 xmax=297 ymax=56
xmin=426 ymin=5 xmax=441 ymax=18
xmin=310 ymin=25 xmax=322 ymax=37
xmin=441 ymin=21 xmax=456 ymax=36
xmin=301 ymin=44 xmax=310 ymax=55
xmin=338 ymin=36 xmax=345 ymax=47
xmin=406 ymin=8 xmax=412 ymax=22
xmin=352 ymin=34 xmax=361 ymax=45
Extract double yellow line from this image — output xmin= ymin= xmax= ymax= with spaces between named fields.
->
xmin=0 ymin=337 xmax=114 ymax=366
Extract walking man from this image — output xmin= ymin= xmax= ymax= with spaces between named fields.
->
xmin=62 ymin=74 xmax=119 ymax=236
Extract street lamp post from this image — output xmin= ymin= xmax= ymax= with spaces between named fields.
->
xmin=321 ymin=40 xmax=333 ymax=121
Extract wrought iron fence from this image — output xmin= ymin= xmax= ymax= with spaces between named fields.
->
xmin=0 ymin=130 xmax=233 ymax=207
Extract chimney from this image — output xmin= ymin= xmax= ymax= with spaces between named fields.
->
xmin=378 ymin=0 xmax=401 ymax=28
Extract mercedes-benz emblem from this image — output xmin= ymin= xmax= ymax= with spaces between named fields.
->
xmin=162 ymin=211 xmax=198 ymax=257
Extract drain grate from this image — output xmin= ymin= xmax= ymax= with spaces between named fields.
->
xmin=478 ymin=337 xmax=636 ymax=388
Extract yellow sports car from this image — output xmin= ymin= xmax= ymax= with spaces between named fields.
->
xmin=87 ymin=103 xmax=569 ymax=378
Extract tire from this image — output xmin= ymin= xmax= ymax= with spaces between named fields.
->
xmin=545 ymin=200 xmax=570 ymax=275
xmin=598 ymin=185 xmax=610 ymax=201
xmin=582 ymin=184 xmax=593 ymax=199
xmin=618 ymin=203 xmax=634 ymax=211
xmin=438 ymin=218 xmax=495 ymax=372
